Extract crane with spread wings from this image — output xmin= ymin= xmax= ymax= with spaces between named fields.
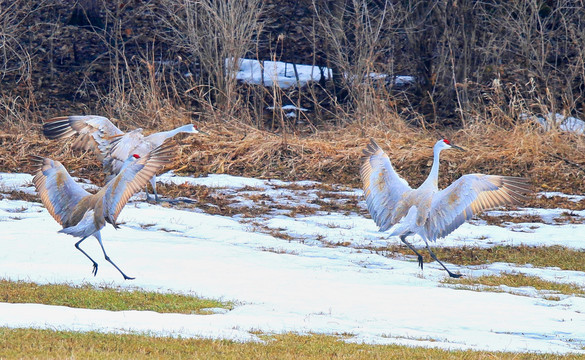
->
xmin=32 ymin=141 xmax=176 ymax=279
xmin=43 ymin=115 xmax=204 ymax=202
xmin=360 ymin=138 xmax=530 ymax=278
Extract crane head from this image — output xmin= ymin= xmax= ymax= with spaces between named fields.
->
xmin=187 ymin=124 xmax=198 ymax=133
xmin=189 ymin=124 xmax=209 ymax=135
xmin=437 ymin=138 xmax=465 ymax=151
xmin=132 ymin=154 xmax=140 ymax=159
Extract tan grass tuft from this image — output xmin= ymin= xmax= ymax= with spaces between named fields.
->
xmin=2 ymin=114 xmax=584 ymax=195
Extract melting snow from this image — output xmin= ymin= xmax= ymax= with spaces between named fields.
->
xmin=523 ymin=112 xmax=585 ymax=135
xmin=235 ymin=58 xmax=415 ymax=89
xmin=0 ymin=172 xmax=584 ymax=354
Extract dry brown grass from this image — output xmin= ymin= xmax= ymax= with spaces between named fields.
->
xmin=246 ymin=123 xmax=579 ymax=191
xmin=2 ymin=113 xmax=584 ymax=195
xmin=525 ymin=195 xmax=585 ymax=211
xmin=0 ymin=190 xmax=39 ymax=203
xmin=168 ymin=117 xmax=585 ymax=194
xmin=479 ymin=213 xmax=545 ymax=226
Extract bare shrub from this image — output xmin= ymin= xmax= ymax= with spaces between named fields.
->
xmin=0 ymin=94 xmax=37 ymax=130
xmin=0 ymin=0 xmax=35 ymax=83
xmin=100 ymin=45 xmax=189 ymax=129
xmin=478 ymin=0 xmax=585 ymax=126
xmin=0 ymin=0 xmax=48 ymax=129
xmin=70 ymin=0 xmax=191 ymax=130
xmin=159 ymin=0 xmax=264 ymax=118
xmin=388 ymin=0 xmax=585 ymax=129
xmin=311 ymin=0 xmax=407 ymax=126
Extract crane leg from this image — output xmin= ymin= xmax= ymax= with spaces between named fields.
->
xmin=74 ymin=236 xmax=99 ymax=276
xmin=399 ymin=235 xmax=424 ymax=270
xmin=424 ymin=243 xmax=462 ymax=278
xmin=145 ymin=177 xmax=159 ymax=203
xmin=95 ymin=233 xmax=135 ymax=280
xmin=145 ymin=186 xmax=152 ymax=202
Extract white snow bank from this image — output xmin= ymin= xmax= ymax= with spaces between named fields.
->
xmin=235 ymin=58 xmax=415 ymax=89
xmin=0 ymin=172 xmax=584 ymax=354
xmin=523 ymin=112 xmax=585 ymax=135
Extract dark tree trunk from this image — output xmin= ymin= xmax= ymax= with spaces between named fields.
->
xmin=67 ymin=0 xmax=104 ymax=29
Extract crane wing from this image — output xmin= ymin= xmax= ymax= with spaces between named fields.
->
xmin=426 ymin=175 xmax=530 ymax=241
xmin=360 ymin=138 xmax=412 ymax=231
xmin=31 ymin=156 xmax=91 ymax=227
xmin=103 ymin=141 xmax=176 ymax=225
xmin=42 ymin=115 xmax=124 ymax=157
xmin=102 ymin=130 xmax=149 ymax=175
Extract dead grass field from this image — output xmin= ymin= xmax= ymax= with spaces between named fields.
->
xmin=2 ymin=117 xmax=584 ymax=196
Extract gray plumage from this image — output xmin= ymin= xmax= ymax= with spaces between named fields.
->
xmin=32 ymin=141 xmax=176 ymax=279
xmin=360 ymin=138 xmax=531 ymax=277
xmin=43 ymin=115 xmax=202 ymax=201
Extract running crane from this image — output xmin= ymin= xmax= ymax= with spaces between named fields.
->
xmin=360 ymin=138 xmax=530 ymax=277
xmin=43 ymin=115 xmax=204 ymax=201
xmin=32 ymin=141 xmax=176 ymax=279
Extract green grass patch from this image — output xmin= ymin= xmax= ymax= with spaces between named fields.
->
xmin=382 ymin=244 xmax=585 ymax=272
xmin=443 ymin=273 xmax=585 ymax=299
xmin=432 ymin=245 xmax=585 ymax=271
xmin=0 ymin=279 xmax=232 ymax=314
xmin=0 ymin=327 xmax=579 ymax=360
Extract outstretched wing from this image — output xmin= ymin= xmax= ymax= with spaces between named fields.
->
xmin=102 ymin=141 xmax=176 ymax=225
xmin=102 ymin=129 xmax=150 ymax=176
xmin=42 ymin=115 xmax=124 ymax=157
xmin=360 ymin=138 xmax=413 ymax=231
xmin=31 ymin=156 xmax=91 ymax=227
xmin=426 ymin=175 xmax=530 ymax=241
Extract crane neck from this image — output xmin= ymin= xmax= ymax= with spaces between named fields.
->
xmin=159 ymin=125 xmax=194 ymax=139
xmin=421 ymin=145 xmax=442 ymax=190
xmin=175 ymin=124 xmax=195 ymax=135
xmin=145 ymin=125 xmax=190 ymax=145
xmin=162 ymin=127 xmax=182 ymax=138
xmin=120 ymin=156 xmax=138 ymax=172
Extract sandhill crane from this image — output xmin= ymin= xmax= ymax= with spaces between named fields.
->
xmin=43 ymin=115 xmax=204 ymax=201
xmin=32 ymin=141 xmax=176 ymax=280
xmin=360 ymin=138 xmax=530 ymax=278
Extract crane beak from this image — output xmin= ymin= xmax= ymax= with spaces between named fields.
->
xmin=451 ymin=144 xmax=465 ymax=151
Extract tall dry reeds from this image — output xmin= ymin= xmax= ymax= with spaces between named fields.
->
xmin=311 ymin=0 xmax=406 ymax=126
xmin=0 ymin=0 xmax=35 ymax=83
xmin=159 ymin=0 xmax=264 ymax=119
xmin=0 ymin=0 xmax=43 ymax=130
xmin=68 ymin=0 xmax=193 ymax=131
xmin=1 ymin=0 xmax=584 ymax=194
xmin=472 ymin=0 xmax=585 ymax=130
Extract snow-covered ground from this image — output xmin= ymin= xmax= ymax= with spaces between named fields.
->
xmin=235 ymin=58 xmax=415 ymax=89
xmin=1 ymin=172 xmax=585 ymax=354
xmin=522 ymin=112 xmax=585 ymax=135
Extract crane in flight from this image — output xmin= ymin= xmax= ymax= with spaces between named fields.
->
xmin=31 ymin=141 xmax=176 ymax=280
xmin=42 ymin=115 xmax=204 ymax=201
xmin=360 ymin=138 xmax=530 ymax=278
